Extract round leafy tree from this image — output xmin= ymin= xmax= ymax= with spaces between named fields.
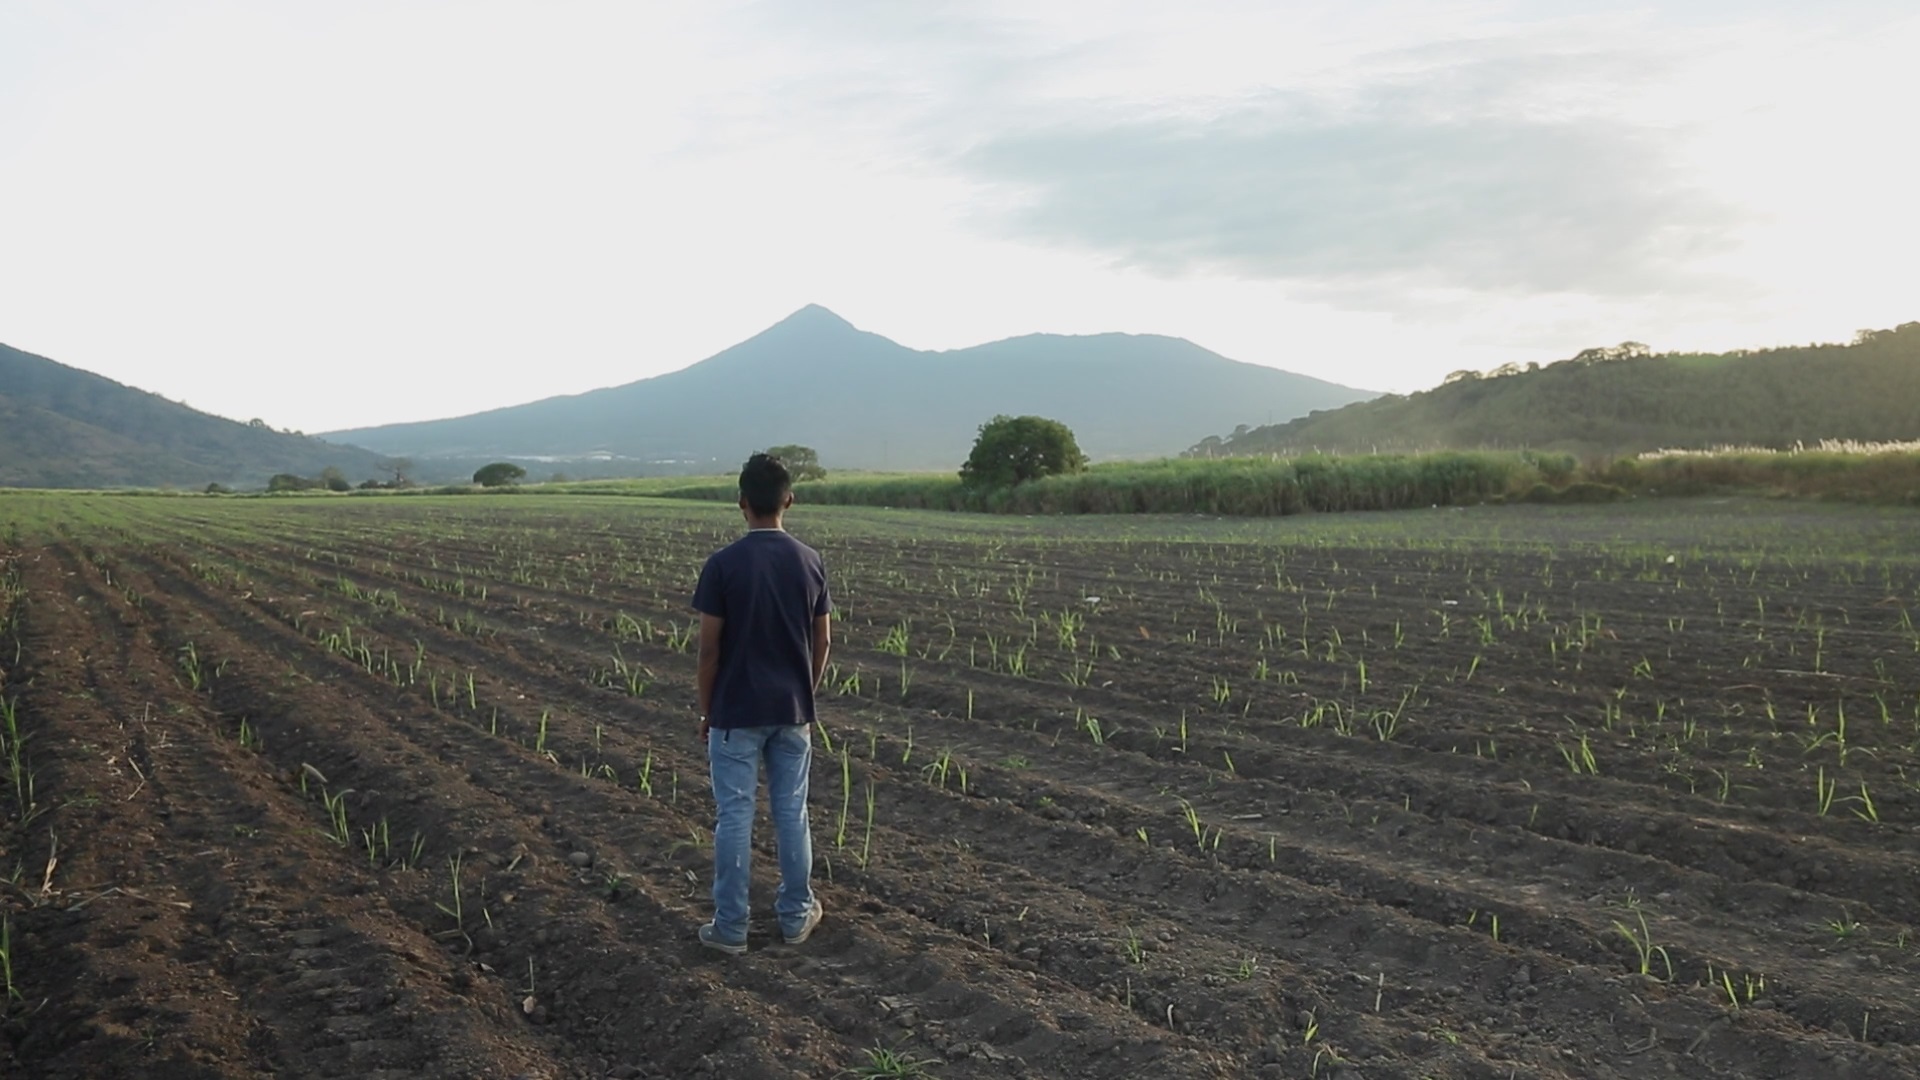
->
xmin=473 ymin=462 xmax=527 ymax=487
xmin=764 ymin=444 xmax=827 ymax=482
xmin=960 ymin=415 xmax=1087 ymax=487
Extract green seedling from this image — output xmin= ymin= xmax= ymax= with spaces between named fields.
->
xmin=178 ymin=642 xmax=205 ymax=690
xmin=436 ymin=852 xmax=467 ymax=935
xmin=664 ymin=620 xmax=696 ymax=653
xmin=1557 ymin=734 xmax=1599 ymax=775
xmin=1824 ymin=916 xmax=1863 ymax=941
xmin=2 ymin=695 xmax=42 ymax=825
xmin=1852 ymin=782 xmax=1879 ymax=823
xmin=921 ymin=748 xmax=953 ymax=789
xmin=844 ymin=1041 xmax=941 ymax=1078
xmin=1613 ymin=911 xmax=1673 ymax=981
xmin=361 ymin=816 xmax=392 ymax=867
xmin=610 ymin=650 xmax=650 ymax=697
xmin=1710 ymin=967 xmax=1740 ymax=1010
xmin=857 ymin=784 xmax=876 ymax=869
xmin=399 ymin=831 xmax=426 ymax=872
xmin=1 ymin=914 xmax=18 ymax=1001
xmin=835 ymin=750 xmax=853 ymax=849
xmin=319 ymin=788 xmax=352 ymax=846
xmin=1179 ymin=800 xmax=1204 ymax=848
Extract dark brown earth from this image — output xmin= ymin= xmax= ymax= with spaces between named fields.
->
xmin=2 ymin=495 xmax=1918 ymax=1079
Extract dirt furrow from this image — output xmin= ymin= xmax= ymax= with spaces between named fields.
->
xmin=109 ymin=541 xmax=1242 ymax=1078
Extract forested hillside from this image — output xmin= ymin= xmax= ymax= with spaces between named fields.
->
xmin=0 ymin=342 xmax=393 ymax=488
xmin=1193 ymin=323 xmax=1920 ymax=458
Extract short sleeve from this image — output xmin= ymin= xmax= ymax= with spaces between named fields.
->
xmin=691 ymin=556 xmax=725 ymax=617
xmin=813 ymin=556 xmax=832 ymax=617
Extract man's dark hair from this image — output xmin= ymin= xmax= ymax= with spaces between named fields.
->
xmin=739 ymin=453 xmax=793 ymax=516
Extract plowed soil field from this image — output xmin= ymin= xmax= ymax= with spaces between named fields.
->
xmin=2 ymin=494 xmax=1918 ymax=1079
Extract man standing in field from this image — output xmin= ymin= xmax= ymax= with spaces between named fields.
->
xmin=691 ymin=452 xmax=832 ymax=954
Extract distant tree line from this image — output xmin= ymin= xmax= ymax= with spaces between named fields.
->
xmin=263 ymin=458 xmax=416 ymax=493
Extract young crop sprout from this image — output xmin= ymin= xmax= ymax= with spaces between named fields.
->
xmin=178 ymin=642 xmax=205 ymax=691
xmin=835 ymin=750 xmax=853 ymax=849
xmin=437 ymin=852 xmax=467 ymax=935
xmin=1557 ymin=734 xmax=1600 ymax=775
xmin=857 ymin=784 xmax=876 ymax=869
xmin=0 ymin=914 xmax=18 ymax=1001
xmin=1180 ymin=800 xmax=1204 ymax=848
xmin=400 ymin=831 xmax=426 ymax=871
xmin=320 ymin=789 xmax=352 ymax=846
xmin=1853 ymin=782 xmax=1879 ymax=823
xmin=847 ymin=1042 xmax=941 ymax=1079
xmin=1816 ymin=767 xmax=1838 ymax=816
xmin=1613 ymin=911 xmax=1673 ymax=981
xmin=922 ymin=748 xmax=953 ymax=789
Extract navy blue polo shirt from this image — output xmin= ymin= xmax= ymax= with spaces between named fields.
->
xmin=690 ymin=529 xmax=832 ymax=729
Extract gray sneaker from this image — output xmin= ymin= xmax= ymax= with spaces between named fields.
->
xmin=782 ymin=898 xmax=823 ymax=945
xmin=699 ymin=922 xmax=747 ymax=955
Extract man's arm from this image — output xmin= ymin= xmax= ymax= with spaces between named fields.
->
xmin=811 ymin=612 xmax=832 ymax=691
xmin=696 ymin=614 xmax=724 ymax=736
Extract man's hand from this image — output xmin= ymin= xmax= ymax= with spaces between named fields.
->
xmin=697 ymin=714 xmax=710 ymax=741
xmin=696 ymin=613 xmax=723 ymax=729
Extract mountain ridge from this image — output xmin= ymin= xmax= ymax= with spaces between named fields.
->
xmin=324 ymin=307 xmax=1378 ymax=469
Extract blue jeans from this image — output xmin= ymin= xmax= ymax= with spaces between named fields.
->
xmin=707 ymin=723 xmax=814 ymax=942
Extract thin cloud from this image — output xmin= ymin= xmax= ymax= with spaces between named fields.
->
xmin=959 ymin=54 xmax=1746 ymax=300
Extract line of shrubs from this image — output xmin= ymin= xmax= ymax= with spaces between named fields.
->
xmin=661 ymin=448 xmax=1919 ymax=517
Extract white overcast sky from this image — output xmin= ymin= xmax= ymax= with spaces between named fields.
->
xmin=3 ymin=1 xmax=1916 ymax=433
